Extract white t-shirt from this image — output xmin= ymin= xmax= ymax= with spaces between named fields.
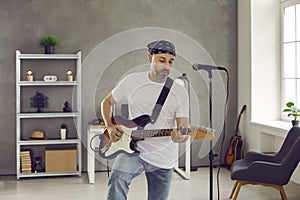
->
xmin=112 ymin=71 xmax=189 ymax=168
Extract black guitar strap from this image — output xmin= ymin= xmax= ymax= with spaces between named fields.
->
xmin=150 ymin=77 xmax=173 ymax=124
xmin=128 ymin=77 xmax=173 ymax=153
xmin=132 ymin=77 xmax=173 ymax=130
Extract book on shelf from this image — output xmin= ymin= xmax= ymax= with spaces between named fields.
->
xmin=20 ymin=154 xmax=31 ymax=159
xmin=20 ymin=151 xmax=30 ymax=155
xmin=21 ymin=166 xmax=31 ymax=169
xmin=21 ymin=160 xmax=31 ymax=165
xmin=20 ymin=158 xmax=32 ymax=163
xmin=21 ymin=158 xmax=31 ymax=162
xmin=21 ymin=159 xmax=31 ymax=163
xmin=21 ymin=164 xmax=31 ymax=167
xmin=21 ymin=169 xmax=32 ymax=173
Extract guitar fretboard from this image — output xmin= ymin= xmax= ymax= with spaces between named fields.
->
xmin=131 ymin=128 xmax=190 ymax=138
xmin=132 ymin=129 xmax=173 ymax=138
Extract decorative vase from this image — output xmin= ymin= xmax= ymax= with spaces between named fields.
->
xmin=60 ymin=128 xmax=66 ymax=140
xmin=44 ymin=45 xmax=54 ymax=54
xmin=292 ymin=120 xmax=299 ymax=126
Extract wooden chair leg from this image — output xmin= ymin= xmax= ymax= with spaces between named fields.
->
xmin=230 ymin=180 xmax=288 ymax=200
xmin=229 ymin=181 xmax=239 ymax=199
xmin=233 ymin=181 xmax=243 ymax=200
xmin=278 ymin=186 xmax=287 ymax=200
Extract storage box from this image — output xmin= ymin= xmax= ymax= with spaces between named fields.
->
xmin=45 ymin=149 xmax=77 ymax=172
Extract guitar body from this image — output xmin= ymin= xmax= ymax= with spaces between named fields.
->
xmin=225 ymin=105 xmax=246 ymax=168
xmin=225 ymin=136 xmax=243 ymax=167
xmin=99 ymin=125 xmax=139 ymax=159
xmin=225 ymin=137 xmax=235 ymax=166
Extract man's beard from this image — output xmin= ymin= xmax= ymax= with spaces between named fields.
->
xmin=152 ymin=66 xmax=170 ymax=81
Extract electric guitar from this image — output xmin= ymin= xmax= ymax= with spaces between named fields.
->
xmin=98 ymin=115 xmax=215 ymax=159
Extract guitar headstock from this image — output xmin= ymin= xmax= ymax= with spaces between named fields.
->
xmin=189 ymin=126 xmax=215 ymax=140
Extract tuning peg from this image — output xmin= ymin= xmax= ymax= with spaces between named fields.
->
xmin=200 ymin=125 xmax=206 ymax=132
xmin=207 ymin=128 xmax=215 ymax=134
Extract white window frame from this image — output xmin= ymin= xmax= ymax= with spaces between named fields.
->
xmin=281 ymin=0 xmax=300 ymax=120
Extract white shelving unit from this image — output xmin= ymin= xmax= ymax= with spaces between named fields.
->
xmin=16 ymin=50 xmax=82 ymax=179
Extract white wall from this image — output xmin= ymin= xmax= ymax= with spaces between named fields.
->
xmin=238 ymin=0 xmax=300 ymax=184
xmin=251 ymin=0 xmax=281 ymax=121
xmin=238 ymin=0 xmax=252 ymax=150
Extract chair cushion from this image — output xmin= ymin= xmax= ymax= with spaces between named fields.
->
xmin=231 ymin=159 xmax=252 ymax=180
xmin=231 ymin=158 xmax=297 ymax=185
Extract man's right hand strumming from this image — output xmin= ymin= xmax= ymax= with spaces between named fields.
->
xmin=107 ymin=124 xmax=124 ymax=142
xmin=101 ymin=92 xmax=124 ymax=142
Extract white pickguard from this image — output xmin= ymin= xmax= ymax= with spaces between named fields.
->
xmin=104 ymin=125 xmax=137 ymax=157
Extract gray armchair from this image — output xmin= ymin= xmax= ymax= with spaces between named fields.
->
xmin=229 ymin=126 xmax=300 ymax=200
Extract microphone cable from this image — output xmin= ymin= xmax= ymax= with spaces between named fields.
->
xmin=89 ymin=129 xmax=111 ymax=177
xmin=89 ymin=133 xmax=101 ymax=152
xmin=216 ymin=68 xmax=229 ymax=200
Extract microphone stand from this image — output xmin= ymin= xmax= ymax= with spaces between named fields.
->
xmin=208 ymin=70 xmax=214 ymax=200
xmin=194 ymin=63 xmax=228 ymax=200
xmin=203 ymin=69 xmax=214 ymax=200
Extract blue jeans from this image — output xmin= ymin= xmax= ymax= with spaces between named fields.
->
xmin=106 ymin=153 xmax=174 ymax=200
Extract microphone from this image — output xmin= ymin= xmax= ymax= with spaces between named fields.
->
xmin=175 ymin=73 xmax=189 ymax=87
xmin=176 ymin=73 xmax=188 ymax=81
xmin=192 ymin=63 xmax=227 ymax=72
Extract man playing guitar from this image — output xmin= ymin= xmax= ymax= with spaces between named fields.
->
xmin=101 ymin=40 xmax=213 ymax=200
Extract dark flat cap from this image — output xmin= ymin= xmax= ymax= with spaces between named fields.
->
xmin=147 ymin=40 xmax=176 ymax=56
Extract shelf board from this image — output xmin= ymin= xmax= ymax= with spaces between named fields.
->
xmin=19 ymin=139 xmax=81 ymax=145
xmin=19 ymin=139 xmax=80 ymax=145
xmin=19 ymin=171 xmax=80 ymax=178
xmin=19 ymin=81 xmax=79 ymax=86
xmin=18 ymin=112 xmax=78 ymax=118
xmin=18 ymin=53 xmax=79 ymax=59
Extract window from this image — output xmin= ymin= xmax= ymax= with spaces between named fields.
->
xmin=281 ymin=0 xmax=300 ymax=119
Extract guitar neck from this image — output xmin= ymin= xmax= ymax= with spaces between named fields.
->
xmin=114 ymin=115 xmax=212 ymax=140
xmin=132 ymin=129 xmax=174 ymax=138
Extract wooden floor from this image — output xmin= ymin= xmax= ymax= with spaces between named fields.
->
xmin=0 ymin=167 xmax=299 ymax=200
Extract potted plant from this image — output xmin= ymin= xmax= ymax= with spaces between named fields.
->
xmin=283 ymin=102 xmax=300 ymax=126
xmin=39 ymin=35 xmax=60 ymax=54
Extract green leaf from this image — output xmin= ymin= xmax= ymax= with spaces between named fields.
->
xmin=286 ymin=102 xmax=294 ymax=107
xmin=283 ymin=109 xmax=292 ymax=112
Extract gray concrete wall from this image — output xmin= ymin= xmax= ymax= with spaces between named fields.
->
xmin=0 ymin=0 xmax=237 ymax=175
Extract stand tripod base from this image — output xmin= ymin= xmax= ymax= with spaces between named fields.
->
xmin=191 ymin=166 xmax=198 ymax=171
xmin=182 ymin=166 xmax=198 ymax=171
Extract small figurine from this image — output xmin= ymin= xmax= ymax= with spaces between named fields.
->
xmin=63 ymin=101 xmax=72 ymax=112
xmin=30 ymin=91 xmax=48 ymax=113
xmin=33 ymin=157 xmax=44 ymax=173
